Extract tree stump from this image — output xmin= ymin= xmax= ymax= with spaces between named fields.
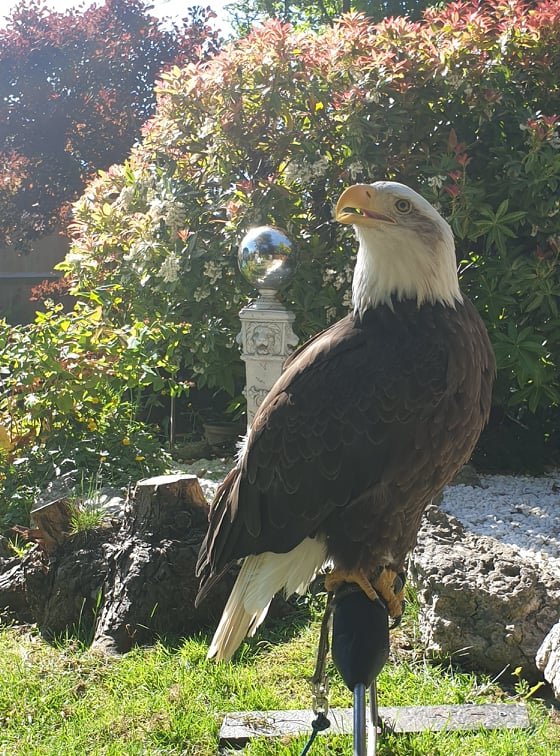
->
xmin=0 ymin=547 xmax=46 ymax=624
xmin=1 ymin=473 xmax=235 ymax=650
xmin=29 ymin=497 xmax=73 ymax=555
xmin=91 ymin=474 xmax=233 ymax=654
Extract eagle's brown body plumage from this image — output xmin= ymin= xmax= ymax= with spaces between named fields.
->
xmin=195 ymin=181 xmax=495 ymax=661
xmin=196 ymin=297 xmax=494 ymax=605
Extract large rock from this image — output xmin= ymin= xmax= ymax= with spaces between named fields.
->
xmin=410 ymin=505 xmax=560 ymax=681
xmin=536 ymin=621 xmax=560 ymax=698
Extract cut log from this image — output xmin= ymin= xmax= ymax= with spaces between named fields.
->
xmin=31 ymin=527 xmax=115 ymax=638
xmin=91 ymin=474 xmax=233 ymax=654
xmin=1 ymin=473 xmax=236 ymax=647
xmin=29 ymin=497 xmax=73 ymax=555
xmin=0 ymin=531 xmax=110 ymax=636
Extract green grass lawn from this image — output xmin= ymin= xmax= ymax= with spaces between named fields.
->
xmin=0 ymin=596 xmax=558 ymax=755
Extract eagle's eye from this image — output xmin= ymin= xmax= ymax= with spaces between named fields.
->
xmin=395 ymin=198 xmax=412 ymax=214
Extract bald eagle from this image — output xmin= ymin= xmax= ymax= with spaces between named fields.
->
xmin=196 ymin=181 xmax=495 ymax=661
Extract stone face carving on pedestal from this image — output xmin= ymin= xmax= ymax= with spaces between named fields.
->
xmin=237 ymin=227 xmax=299 ymax=425
xmin=246 ymin=322 xmax=282 ymax=356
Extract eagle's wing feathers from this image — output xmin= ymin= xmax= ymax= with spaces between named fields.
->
xmin=196 ymin=305 xmax=454 ymax=603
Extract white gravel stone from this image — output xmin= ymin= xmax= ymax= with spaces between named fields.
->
xmin=440 ymin=472 xmax=560 ymax=574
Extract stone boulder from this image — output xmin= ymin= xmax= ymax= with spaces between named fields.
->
xmin=536 ymin=620 xmax=560 ymax=699
xmin=410 ymin=505 xmax=560 ymax=681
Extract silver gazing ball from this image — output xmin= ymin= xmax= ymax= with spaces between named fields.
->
xmin=238 ymin=226 xmax=296 ymax=293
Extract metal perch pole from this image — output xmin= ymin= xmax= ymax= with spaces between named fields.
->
xmin=353 ymin=682 xmax=367 ymax=754
xmin=353 ymin=680 xmax=380 ymax=755
xmin=368 ymin=681 xmax=379 ymax=756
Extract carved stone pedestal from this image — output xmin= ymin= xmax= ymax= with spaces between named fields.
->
xmin=237 ymin=225 xmax=298 ymax=426
xmin=238 ymin=290 xmax=298 ymax=425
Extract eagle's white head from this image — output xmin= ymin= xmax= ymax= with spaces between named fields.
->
xmin=335 ymin=181 xmax=462 ymax=316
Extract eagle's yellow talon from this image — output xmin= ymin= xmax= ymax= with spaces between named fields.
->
xmin=325 ymin=567 xmax=405 ymax=619
xmin=374 ymin=568 xmax=405 ymax=618
xmin=325 ymin=568 xmax=379 ymax=603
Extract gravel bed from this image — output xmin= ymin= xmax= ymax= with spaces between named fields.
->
xmin=442 ymin=472 xmax=560 ymax=573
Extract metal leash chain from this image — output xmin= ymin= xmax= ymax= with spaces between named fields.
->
xmin=299 ymin=593 xmax=334 ymax=756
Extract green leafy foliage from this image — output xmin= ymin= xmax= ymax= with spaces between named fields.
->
xmin=0 ymin=302 xmax=190 ymax=527
xmin=65 ymin=0 xmax=560 ymax=443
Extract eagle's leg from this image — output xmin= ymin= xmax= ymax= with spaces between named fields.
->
xmin=325 ymin=566 xmax=405 ymax=620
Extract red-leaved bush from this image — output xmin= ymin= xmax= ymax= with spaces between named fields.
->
xmin=0 ymin=0 xmax=221 ymax=250
xmin=59 ymin=1 xmax=560 ymax=458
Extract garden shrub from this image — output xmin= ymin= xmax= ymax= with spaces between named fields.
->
xmin=0 ymin=0 xmax=220 ymax=251
xmin=60 ymin=1 xmax=558 ymax=461
xmin=0 ymin=302 xmax=190 ymax=527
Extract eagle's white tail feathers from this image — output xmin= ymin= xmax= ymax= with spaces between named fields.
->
xmin=207 ymin=536 xmax=327 ymax=662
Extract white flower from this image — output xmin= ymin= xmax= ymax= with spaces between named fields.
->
xmin=284 ymin=154 xmax=329 ymax=184
xmin=311 ymin=156 xmax=329 ymax=178
xmin=198 ymin=117 xmax=216 ymax=139
xmin=64 ymin=250 xmax=87 ymax=266
xmin=348 ymin=161 xmax=364 ymax=180
xmin=125 ymin=239 xmax=150 ymax=261
xmin=116 ymin=186 xmax=135 ymax=210
xmin=148 ymin=198 xmax=167 ymax=223
xmin=203 ymin=260 xmax=222 ymax=285
xmin=365 ymin=89 xmax=381 ymax=104
xmin=287 ymin=160 xmax=314 ymax=183
xmin=165 ymin=201 xmax=187 ymax=237
xmin=427 ymin=175 xmax=447 ymax=190
xmin=193 ymin=287 xmax=210 ymax=302
xmin=322 ymin=268 xmax=337 ymax=285
xmin=284 ymin=161 xmax=300 ymax=183
xmin=158 ymin=253 xmax=181 ymax=283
